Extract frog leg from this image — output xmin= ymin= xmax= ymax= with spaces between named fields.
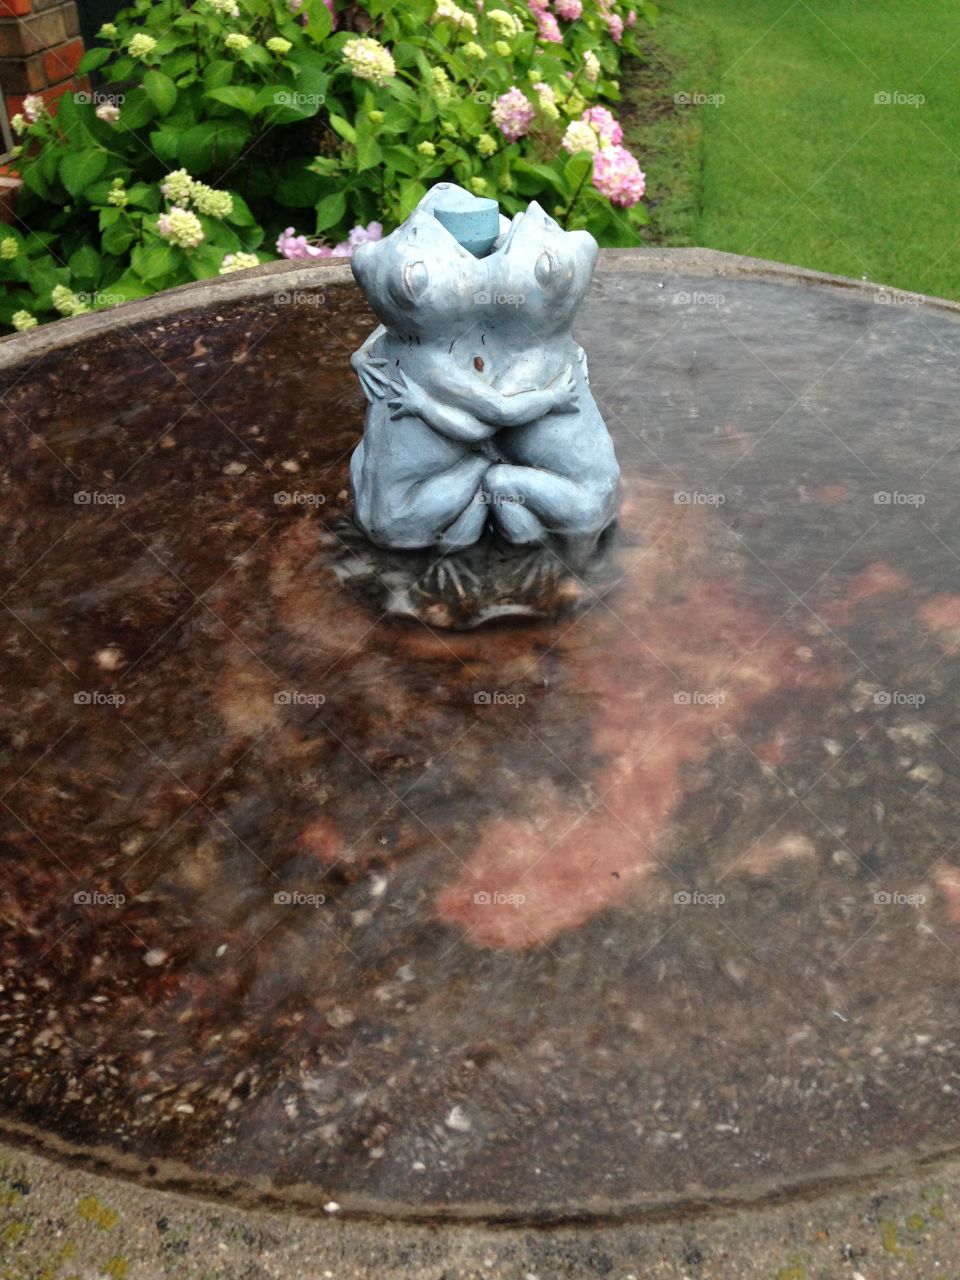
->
xmin=483 ymin=463 xmax=614 ymax=539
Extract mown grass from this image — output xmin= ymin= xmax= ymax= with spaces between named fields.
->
xmin=625 ymin=0 xmax=960 ymax=299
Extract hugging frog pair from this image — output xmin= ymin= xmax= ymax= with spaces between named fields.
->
xmin=348 ymin=183 xmax=620 ymax=552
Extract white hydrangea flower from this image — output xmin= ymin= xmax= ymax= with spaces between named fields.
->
xmin=12 ymin=311 xmax=37 ymax=331
xmin=560 ymin=119 xmax=599 ymax=154
xmin=341 ymin=37 xmax=396 ymax=85
xmin=225 ymin=32 xmax=251 ymax=50
xmin=128 ymin=33 xmax=157 ymax=58
xmin=156 ymin=206 xmax=205 ymax=249
xmin=219 ymin=252 xmax=260 ymax=274
xmin=190 ymin=182 xmax=233 ymax=218
xmin=160 ymin=168 xmax=194 ymax=204
xmin=583 ymin=49 xmax=600 ymax=82
xmin=432 ymin=0 xmax=477 ymax=33
xmin=488 ymin=8 xmax=522 ymax=36
xmin=95 ymin=102 xmax=121 ymax=124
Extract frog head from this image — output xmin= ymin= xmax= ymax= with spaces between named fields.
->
xmin=490 ymin=201 xmax=598 ymax=337
xmin=352 ymin=205 xmax=487 ymax=338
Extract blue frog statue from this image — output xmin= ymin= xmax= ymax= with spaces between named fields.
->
xmin=348 ymin=182 xmax=620 ymax=552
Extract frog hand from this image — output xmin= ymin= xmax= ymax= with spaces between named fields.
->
xmin=351 ymin=351 xmax=392 ymax=403
xmin=549 ymin=364 xmax=579 ymax=415
xmin=387 ymin=369 xmax=426 ymax=422
xmin=576 ymin=344 xmax=590 ymax=386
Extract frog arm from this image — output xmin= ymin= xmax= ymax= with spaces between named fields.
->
xmin=576 ymin=345 xmax=589 ymax=385
xmin=387 ymin=370 xmax=497 ymax=442
xmin=350 ymin=326 xmax=391 ymax=402
xmin=422 ymin=365 xmax=559 ymax=429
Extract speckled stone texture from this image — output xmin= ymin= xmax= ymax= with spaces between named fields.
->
xmin=2 ymin=252 xmax=960 ymax=1228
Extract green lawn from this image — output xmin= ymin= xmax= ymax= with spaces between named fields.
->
xmin=627 ymin=0 xmax=960 ymax=299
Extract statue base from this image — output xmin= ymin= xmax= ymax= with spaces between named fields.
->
xmin=324 ymin=518 xmax=622 ymax=629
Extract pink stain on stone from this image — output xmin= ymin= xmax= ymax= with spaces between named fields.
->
xmin=917 ymin=593 xmax=960 ymax=648
xmin=435 ymin=498 xmax=831 ymax=949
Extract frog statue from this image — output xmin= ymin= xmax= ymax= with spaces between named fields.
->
xmin=348 ymin=182 xmax=620 ymax=552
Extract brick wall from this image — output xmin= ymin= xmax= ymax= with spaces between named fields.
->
xmin=0 ymin=0 xmax=87 ymax=127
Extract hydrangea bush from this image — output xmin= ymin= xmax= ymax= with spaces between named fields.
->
xmin=1 ymin=0 xmax=653 ymax=331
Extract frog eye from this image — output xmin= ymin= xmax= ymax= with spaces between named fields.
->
xmin=389 ymin=259 xmax=429 ymax=307
xmin=534 ymin=249 xmax=573 ymax=295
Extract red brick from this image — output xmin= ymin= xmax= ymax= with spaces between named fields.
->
xmin=0 ymin=8 xmax=67 ymax=55
xmin=7 ymin=77 xmax=75 ymax=115
xmin=0 ymin=174 xmax=21 ymax=226
xmin=0 ymin=51 xmax=46 ymax=92
xmin=0 ymin=0 xmax=32 ymax=17
xmin=43 ymin=33 xmax=81 ymax=81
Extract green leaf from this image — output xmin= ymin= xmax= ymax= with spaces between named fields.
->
xmin=225 ymin=191 xmax=256 ymax=226
xmin=203 ymin=59 xmax=235 ymax=89
xmin=178 ymin=120 xmax=248 ymax=174
xmin=513 ymin=158 xmax=565 ymax=196
xmin=77 ymin=46 xmax=112 ymax=74
xmin=59 ymin=150 xmax=108 ymax=198
xmin=68 ymin=244 xmax=102 ymax=282
xmin=143 ymin=69 xmax=177 ymax=115
xmin=132 ymin=240 xmax=180 ymax=281
xmin=101 ymin=220 xmax=137 ymax=255
xmin=314 ymin=190 xmax=345 ymax=232
xmin=355 ymin=119 xmax=382 ymax=172
xmin=277 ymin=164 xmax=325 ymax=206
xmin=205 ymin=85 xmax=260 ymax=116
xmin=103 ymin=271 xmax=153 ymax=302
xmin=327 ymin=113 xmax=356 ymax=144
xmin=150 ymin=127 xmax=180 ymax=164
xmin=118 ymin=87 xmax=156 ymax=130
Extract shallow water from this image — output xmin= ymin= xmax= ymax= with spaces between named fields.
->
xmin=2 ymin=268 xmax=960 ymax=1217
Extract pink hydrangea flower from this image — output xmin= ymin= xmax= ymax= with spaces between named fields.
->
xmin=605 ymin=10 xmax=623 ymax=41
xmin=582 ymin=105 xmax=623 ymax=145
xmin=526 ymin=0 xmax=549 ymax=13
xmin=554 ymin=0 xmax=582 ymax=17
xmin=535 ymin=8 xmax=562 ymax=40
xmin=491 ymin=86 xmax=536 ymax=141
xmin=591 ymin=145 xmax=645 ymax=206
xmin=276 ymin=221 xmax=382 ymax=261
xmin=22 ymin=94 xmax=44 ymax=123
xmin=627 ymin=7 xmax=636 ymax=25
xmin=277 ymin=227 xmax=333 ymax=259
